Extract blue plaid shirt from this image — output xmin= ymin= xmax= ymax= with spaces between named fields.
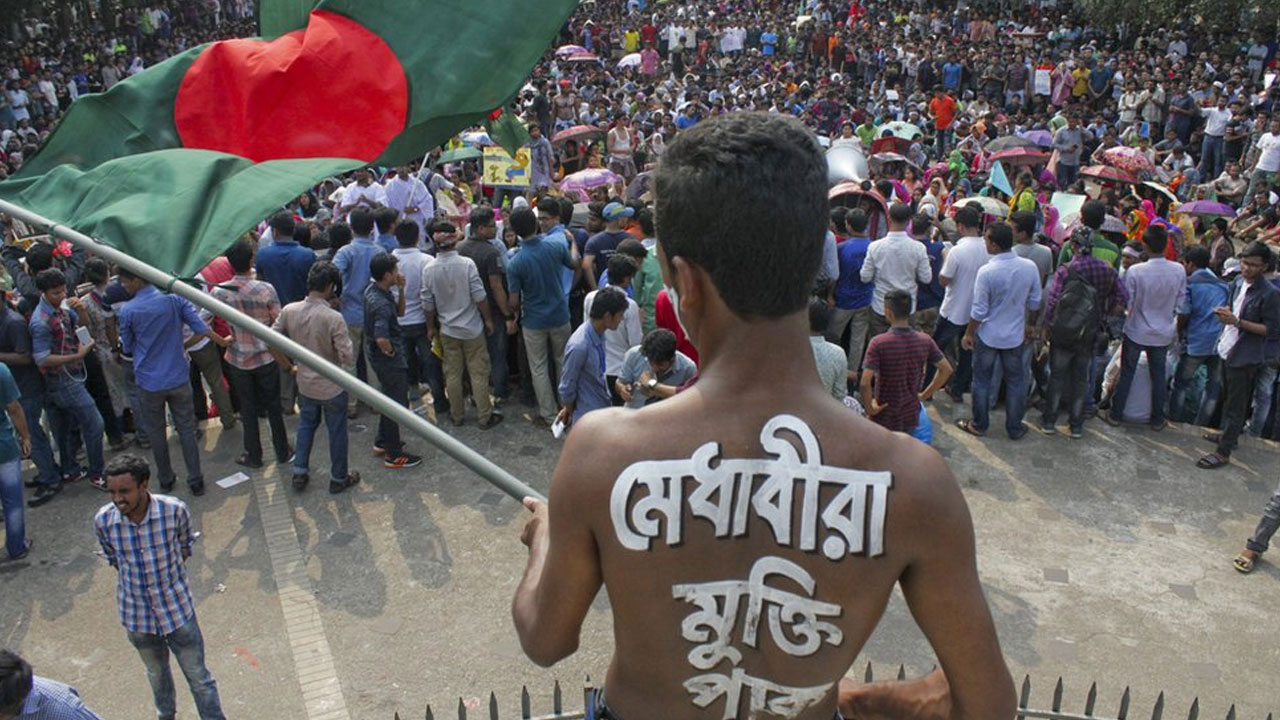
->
xmin=15 ymin=677 xmax=103 ymax=719
xmin=94 ymin=494 xmax=196 ymax=636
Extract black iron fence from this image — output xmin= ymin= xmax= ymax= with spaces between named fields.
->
xmin=394 ymin=664 xmax=1272 ymax=720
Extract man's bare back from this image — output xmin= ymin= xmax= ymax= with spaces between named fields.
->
xmin=512 ymin=112 xmax=1014 ymax=720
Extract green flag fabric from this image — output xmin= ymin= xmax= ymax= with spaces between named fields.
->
xmin=0 ymin=0 xmax=575 ymax=278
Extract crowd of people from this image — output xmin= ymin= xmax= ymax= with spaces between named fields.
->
xmin=2 ymin=0 xmax=1280 ymax=717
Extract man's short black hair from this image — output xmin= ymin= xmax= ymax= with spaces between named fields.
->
xmin=0 ymin=649 xmax=33 ymax=714
xmin=807 ymin=296 xmax=830 ymax=334
xmin=394 ymin=220 xmax=419 ymax=248
xmin=558 ymin=196 xmax=576 ymax=226
xmin=911 ymin=213 xmax=932 ymax=237
xmin=588 ymin=285 xmax=629 ymax=319
xmin=350 ymin=207 xmax=375 ymax=236
xmin=954 ymin=205 xmax=981 ymax=230
xmin=606 ymin=254 xmax=638 ymax=285
xmin=884 ymin=288 xmax=912 ymax=319
xmin=470 ymin=206 xmax=496 ymax=229
xmin=1010 ymin=210 xmax=1036 ymax=236
xmin=105 ymin=452 xmax=151 ymax=485
xmin=1142 ymin=224 xmax=1167 ymax=254
xmin=637 ymin=206 xmax=656 ymax=236
xmin=986 ymin=222 xmax=1014 ymax=252
xmin=1241 ymin=240 xmax=1275 ymax=268
xmin=225 ymin=237 xmax=254 ymax=273
xmin=1080 ymin=199 xmax=1106 ymax=230
xmin=84 ymin=257 xmax=111 ymax=286
xmin=25 ymin=243 xmax=54 ymax=273
xmin=307 ymin=261 xmax=340 ymax=293
xmin=369 ymin=252 xmax=398 ymax=283
xmin=1183 ymin=244 xmax=1211 ymax=269
xmin=269 ymin=211 xmax=296 ymax=237
xmin=830 ymin=206 xmax=848 ymax=234
xmin=846 ymin=208 xmax=869 ymax=234
xmin=327 ymin=222 xmax=352 ymax=251
xmin=374 ymin=206 xmax=399 ymax=233
xmin=293 ymin=223 xmax=313 ymax=247
xmin=655 ymin=113 xmax=827 ymax=319
xmin=34 ymin=267 xmax=66 ymax=293
xmin=615 ymin=238 xmax=647 ymax=261
xmin=888 ymin=202 xmax=912 ymax=224
xmin=640 ymin=328 xmax=677 ymax=364
xmin=510 ymin=207 xmax=538 ymax=238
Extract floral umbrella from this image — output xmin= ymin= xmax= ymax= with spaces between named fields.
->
xmin=1101 ymin=146 xmax=1156 ymax=174
xmin=1080 ymin=165 xmax=1140 ymax=184
xmin=560 ymin=168 xmax=623 ymax=192
xmin=552 ymin=125 xmax=605 ymax=146
xmin=877 ymin=121 xmax=924 ymax=141
xmin=555 ymin=45 xmax=588 ymax=57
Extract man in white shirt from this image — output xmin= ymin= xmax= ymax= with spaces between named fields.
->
xmin=859 ymin=202 xmax=932 ymax=337
xmin=383 ymin=166 xmax=432 ymax=240
xmin=390 ymin=220 xmax=434 ymax=412
xmin=5 ymin=84 xmax=29 ymax=123
xmin=932 ymin=205 xmax=990 ymax=402
xmin=1198 ymin=95 xmax=1233 ymax=181
xmin=1247 ymin=117 xmax=1280 ymax=201
xmin=336 ymin=168 xmax=387 ymax=223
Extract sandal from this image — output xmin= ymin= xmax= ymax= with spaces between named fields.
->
xmin=1233 ymin=553 xmax=1257 ymax=574
xmin=1195 ymin=453 xmax=1230 ymax=470
xmin=955 ymin=419 xmax=985 ymax=437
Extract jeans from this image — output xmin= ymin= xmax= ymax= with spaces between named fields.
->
xmin=1109 ymin=337 xmax=1169 ymax=426
xmin=188 ymin=343 xmax=235 ymax=428
xmin=44 ymin=376 xmax=105 ymax=476
xmin=486 ymin=325 xmax=511 ymax=398
xmin=1057 ymin=163 xmax=1079 ymax=188
xmin=1169 ymin=354 xmax=1221 ymax=426
xmin=138 ymin=382 xmax=203 ymax=488
xmin=226 ymin=363 xmax=289 ymax=463
xmin=401 ymin=323 xmax=445 ymax=405
xmin=523 ymin=324 xmax=570 ymax=423
xmin=1042 ymin=344 xmax=1093 ymax=433
xmin=441 ymin=333 xmax=494 ymax=424
xmin=18 ymin=390 xmax=60 ymax=487
xmin=127 ymin=616 xmax=226 ymax=720
xmin=0 ymin=458 xmax=24 ymax=558
xmin=972 ymin=339 xmax=1028 ymax=436
xmin=1246 ymin=479 xmax=1280 ymax=554
xmin=293 ymin=392 xmax=348 ymax=481
xmin=1246 ymin=168 xmax=1274 ymax=204
xmin=369 ymin=353 xmax=409 ymax=454
xmin=1199 ymin=134 xmax=1225 ymax=180
xmin=1249 ymin=363 xmax=1278 ymax=438
xmin=345 ymin=324 xmax=370 ymax=413
xmin=85 ymin=350 xmax=124 ymax=443
xmin=1217 ymin=364 xmax=1259 ymax=456
xmin=931 ymin=318 xmax=972 ymax=397
xmin=827 ymin=305 xmax=871 ymax=373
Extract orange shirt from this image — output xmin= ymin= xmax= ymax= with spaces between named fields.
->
xmin=929 ymin=95 xmax=957 ymax=130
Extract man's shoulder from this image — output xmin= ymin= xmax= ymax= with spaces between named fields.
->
xmin=94 ymin=502 xmax=120 ymax=527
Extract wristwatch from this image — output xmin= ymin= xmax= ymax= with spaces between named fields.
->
xmin=646 ymin=378 xmax=659 ymax=390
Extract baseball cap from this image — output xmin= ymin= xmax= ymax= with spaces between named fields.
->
xmin=603 ymin=202 xmax=635 ymax=222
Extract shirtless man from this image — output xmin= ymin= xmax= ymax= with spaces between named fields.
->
xmin=513 ymin=113 xmax=1015 ymax=720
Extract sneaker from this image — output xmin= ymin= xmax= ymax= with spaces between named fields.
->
xmin=62 ymin=470 xmax=87 ymax=484
xmin=10 ymin=538 xmax=33 ymax=560
xmin=383 ymin=453 xmax=422 ymax=469
xmin=372 ymin=442 xmax=388 ymax=456
xmin=1067 ymin=427 xmax=1084 ymax=439
xmin=292 ymin=473 xmax=310 ymax=491
xmin=329 ymin=472 xmax=361 ymax=495
xmin=1102 ymin=413 xmax=1122 ymax=427
xmin=190 ymin=480 xmax=205 ymax=497
xmin=234 ymin=454 xmax=264 ymax=469
xmin=1149 ymin=419 xmax=1168 ymax=432
xmin=27 ymin=484 xmax=62 ymax=508
xmin=478 ymin=414 xmax=505 ymax=431
xmin=86 ymin=474 xmax=108 ymax=491
xmin=1032 ymin=421 xmax=1058 ymax=436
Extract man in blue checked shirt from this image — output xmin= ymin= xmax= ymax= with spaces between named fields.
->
xmin=94 ymin=454 xmax=225 ymax=720
xmin=557 ymin=286 xmax=628 ymax=429
xmin=0 ymin=649 xmax=102 ymax=719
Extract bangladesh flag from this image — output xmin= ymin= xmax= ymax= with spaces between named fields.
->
xmin=0 ymin=0 xmax=573 ymax=278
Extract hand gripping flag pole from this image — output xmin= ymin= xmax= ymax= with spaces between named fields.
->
xmin=0 ymin=197 xmax=546 ymax=504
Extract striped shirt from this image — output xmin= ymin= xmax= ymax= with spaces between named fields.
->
xmin=211 ymin=275 xmax=281 ymax=370
xmin=94 ymin=494 xmax=196 ymax=635
xmin=15 ymin=677 xmax=103 ymax=719
xmin=864 ymin=327 xmax=943 ymax=432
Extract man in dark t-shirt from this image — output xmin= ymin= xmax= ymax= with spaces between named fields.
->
xmin=0 ymin=301 xmax=60 ymax=503
xmin=583 ymin=202 xmax=635 ymax=290
xmin=458 ymin=208 xmax=513 ymax=400
xmin=861 ymin=289 xmax=952 ymax=434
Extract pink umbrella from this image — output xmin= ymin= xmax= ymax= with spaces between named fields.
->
xmin=565 ymin=53 xmax=601 ymax=63
xmin=560 ymin=168 xmax=623 ymax=193
xmin=1080 ymin=165 xmax=1140 ymax=185
xmin=989 ymin=148 xmax=1050 ymax=166
xmin=1101 ymin=146 xmax=1155 ymax=174
xmin=555 ymin=45 xmax=588 ymax=57
xmin=1173 ymin=200 xmax=1237 ymax=218
xmin=1020 ymin=130 xmax=1053 ymax=147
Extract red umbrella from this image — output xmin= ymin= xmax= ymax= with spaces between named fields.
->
xmin=1080 ymin=165 xmax=1140 ymax=184
xmin=552 ymin=125 xmax=605 ymax=146
xmin=988 ymin=148 xmax=1050 ymax=166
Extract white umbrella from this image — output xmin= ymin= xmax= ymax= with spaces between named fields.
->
xmin=959 ymin=196 xmax=1009 ymax=218
xmin=617 ymin=52 xmax=642 ymax=69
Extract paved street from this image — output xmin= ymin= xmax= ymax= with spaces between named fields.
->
xmin=2 ymin=397 xmax=1277 ymax=719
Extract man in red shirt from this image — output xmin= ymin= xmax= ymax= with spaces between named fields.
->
xmin=928 ymin=88 xmax=958 ymax=157
xmin=861 ymin=289 xmax=953 ymax=435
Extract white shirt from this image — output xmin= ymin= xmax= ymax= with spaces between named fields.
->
xmin=1254 ymin=132 xmax=1280 ymax=173
xmin=384 ymin=175 xmax=432 ymax=235
xmin=859 ymin=230 xmax=933 ymax=314
xmin=1201 ymin=106 xmax=1231 ymax=137
xmin=1217 ymin=279 xmax=1250 ymax=360
xmin=392 ymin=247 xmax=430 ymax=326
xmin=583 ymin=288 xmax=643 ymax=375
xmin=938 ymin=235 xmax=991 ymax=325
xmin=340 ymin=181 xmax=387 ymax=221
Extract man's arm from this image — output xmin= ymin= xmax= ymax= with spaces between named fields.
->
xmin=581 ymin=254 xmax=599 ymax=291
xmin=487 ymin=273 xmax=512 ymax=318
xmin=860 ymin=244 xmax=877 ymax=283
xmin=8 ymin=398 xmax=30 ymax=458
xmin=95 ymin=518 xmax=118 ymax=569
xmin=920 ymin=355 xmax=953 ymax=401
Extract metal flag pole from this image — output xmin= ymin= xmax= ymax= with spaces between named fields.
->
xmin=0 ymin=198 xmax=546 ymax=503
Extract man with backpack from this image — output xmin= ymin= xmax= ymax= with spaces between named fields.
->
xmin=1034 ymin=225 xmax=1128 ymax=438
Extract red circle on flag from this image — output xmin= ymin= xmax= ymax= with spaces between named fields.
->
xmin=175 ymin=11 xmax=408 ymax=163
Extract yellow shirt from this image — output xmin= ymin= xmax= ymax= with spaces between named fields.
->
xmin=624 ymin=30 xmax=639 ymax=53
xmin=1071 ymin=68 xmax=1089 ymax=98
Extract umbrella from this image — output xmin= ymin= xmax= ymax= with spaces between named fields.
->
xmin=1101 ymin=146 xmax=1155 ymax=174
xmin=988 ymin=148 xmax=1050 ymax=166
xmin=1141 ymin=181 xmax=1177 ymax=202
xmin=565 ymin=52 xmax=601 ymax=63
xmin=877 ymin=121 xmax=923 ymax=140
xmin=1019 ymin=130 xmax=1053 ymax=147
xmin=1173 ymin=200 xmax=1237 ymax=218
xmin=986 ymin=136 xmax=1040 ymax=153
xmin=555 ymin=45 xmax=588 ymax=57
xmin=436 ymin=147 xmax=483 ymax=165
xmin=458 ymin=131 xmax=493 ymax=147
xmin=870 ymin=136 xmax=912 ymax=155
xmin=552 ymin=125 xmax=605 ymax=146
xmin=1080 ymin=165 xmax=1140 ymax=184
xmin=869 ymin=152 xmax=916 ymax=172
xmin=560 ymin=168 xmax=623 ymax=192
xmin=1101 ymin=215 xmax=1127 ymax=234
xmin=958 ymin=196 xmax=1009 ymax=218
xmin=617 ymin=52 xmax=642 ymax=69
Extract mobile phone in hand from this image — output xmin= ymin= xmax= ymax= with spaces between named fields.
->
xmin=76 ymin=326 xmax=92 ymax=346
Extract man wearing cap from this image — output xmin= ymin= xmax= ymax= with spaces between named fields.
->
xmin=583 ymin=203 xmax=634 ymax=292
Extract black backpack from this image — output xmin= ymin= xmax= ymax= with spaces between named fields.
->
xmin=1050 ymin=264 xmax=1111 ymax=350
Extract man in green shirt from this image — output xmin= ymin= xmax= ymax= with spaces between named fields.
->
xmin=627 ymin=208 xmax=665 ymax=334
xmin=1056 ymin=201 xmax=1121 ymax=269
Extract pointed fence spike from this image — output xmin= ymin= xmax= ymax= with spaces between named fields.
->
xmin=489 ymin=691 xmax=499 ymax=720
xmin=584 ymin=675 xmax=594 ymax=714
xmin=896 ymin=664 xmax=906 ymax=681
xmin=425 ymin=706 xmax=434 ymax=720
xmin=1153 ymin=691 xmax=1165 ymax=720
xmin=1052 ymin=677 xmax=1064 ymax=712
xmin=864 ymin=662 xmax=873 ymax=683
xmin=1118 ymin=686 xmax=1131 ymax=720
xmin=521 ymin=686 xmax=531 ymax=719
xmin=1187 ymin=697 xmax=1199 ymax=720
xmin=395 ymin=714 xmax=402 ymax=720
xmin=1084 ymin=681 xmax=1097 ymax=716
xmin=1224 ymin=704 xmax=1236 ymax=720
xmin=553 ymin=680 xmax=563 ymax=714
xmin=1018 ymin=675 xmax=1032 ymax=710
xmin=458 ymin=697 xmax=467 ymax=720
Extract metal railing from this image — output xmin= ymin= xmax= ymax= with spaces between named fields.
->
xmin=394 ymin=664 xmax=1273 ymax=720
